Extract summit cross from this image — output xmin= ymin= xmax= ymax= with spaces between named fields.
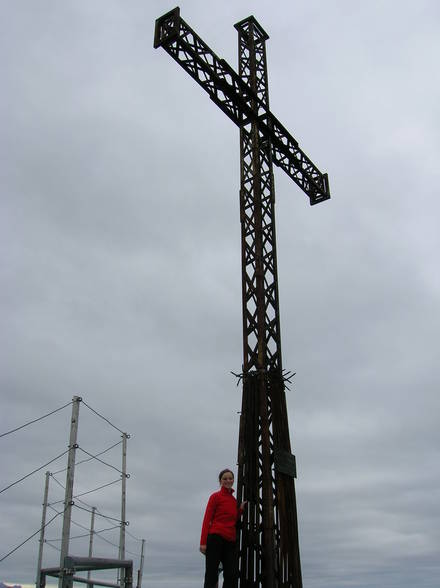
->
xmin=154 ymin=8 xmax=330 ymax=588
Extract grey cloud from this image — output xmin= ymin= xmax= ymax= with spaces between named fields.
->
xmin=1 ymin=1 xmax=439 ymax=587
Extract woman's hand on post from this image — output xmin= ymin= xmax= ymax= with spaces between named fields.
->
xmin=240 ymin=501 xmax=248 ymax=511
xmin=200 ymin=545 xmax=207 ymax=554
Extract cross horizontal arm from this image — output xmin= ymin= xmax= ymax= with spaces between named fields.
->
xmin=154 ymin=7 xmax=330 ymax=205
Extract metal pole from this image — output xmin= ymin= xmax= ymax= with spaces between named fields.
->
xmin=136 ymin=539 xmax=145 ymax=588
xmin=118 ymin=433 xmax=128 ymax=585
xmin=59 ymin=395 xmax=82 ymax=588
xmin=36 ymin=471 xmax=51 ymax=587
xmin=87 ymin=506 xmax=97 ymax=588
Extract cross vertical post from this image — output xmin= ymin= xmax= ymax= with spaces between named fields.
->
xmin=234 ymin=17 xmax=302 ymax=587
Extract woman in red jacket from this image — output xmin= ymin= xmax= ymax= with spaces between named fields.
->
xmin=200 ymin=469 xmax=246 ymax=588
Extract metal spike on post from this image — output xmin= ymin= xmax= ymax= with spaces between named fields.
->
xmin=87 ymin=506 xmax=97 ymax=588
xmin=118 ymin=433 xmax=129 ymax=586
xmin=136 ymin=539 xmax=145 ymax=588
xmin=59 ymin=395 xmax=82 ymax=588
xmin=36 ymin=471 xmax=50 ymax=587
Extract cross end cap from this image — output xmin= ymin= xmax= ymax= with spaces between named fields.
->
xmin=154 ymin=6 xmax=181 ymax=49
xmin=309 ymin=173 xmax=331 ymax=205
xmin=234 ymin=15 xmax=270 ymax=42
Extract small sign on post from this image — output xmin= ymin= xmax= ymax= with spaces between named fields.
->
xmin=274 ymin=449 xmax=297 ymax=479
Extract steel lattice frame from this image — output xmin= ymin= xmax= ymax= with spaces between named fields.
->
xmin=154 ymin=8 xmax=330 ymax=587
xmin=153 ymin=9 xmax=330 ymax=206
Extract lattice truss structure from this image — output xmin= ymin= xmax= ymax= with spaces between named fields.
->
xmin=155 ymin=8 xmax=330 ymax=588
xmin=154 ymin=9 xmax=330 ymax=205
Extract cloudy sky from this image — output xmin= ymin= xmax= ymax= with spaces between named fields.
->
xmin=1 ymin=1 xmax=440 ymax=586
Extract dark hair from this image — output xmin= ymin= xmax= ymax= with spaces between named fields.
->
xmin=218 ymin=469 xmax=234 ymax=482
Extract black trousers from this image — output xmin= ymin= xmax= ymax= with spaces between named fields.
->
xmin=204 ymin=533 xmax=237 ymax=588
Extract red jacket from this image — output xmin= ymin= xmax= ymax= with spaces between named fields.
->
xmin=200 ymin=486 xmax=241 ymax=545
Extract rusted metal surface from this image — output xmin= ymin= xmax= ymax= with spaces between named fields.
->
xmin=154 ymin=8 xmax=330 ymax=587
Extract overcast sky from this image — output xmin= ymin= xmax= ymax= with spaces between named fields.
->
xmin=1 ymin=1 xmax=440 ymax=587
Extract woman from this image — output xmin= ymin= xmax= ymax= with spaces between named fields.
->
xmin=200 ymin=469 xmax=246 ymax=588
